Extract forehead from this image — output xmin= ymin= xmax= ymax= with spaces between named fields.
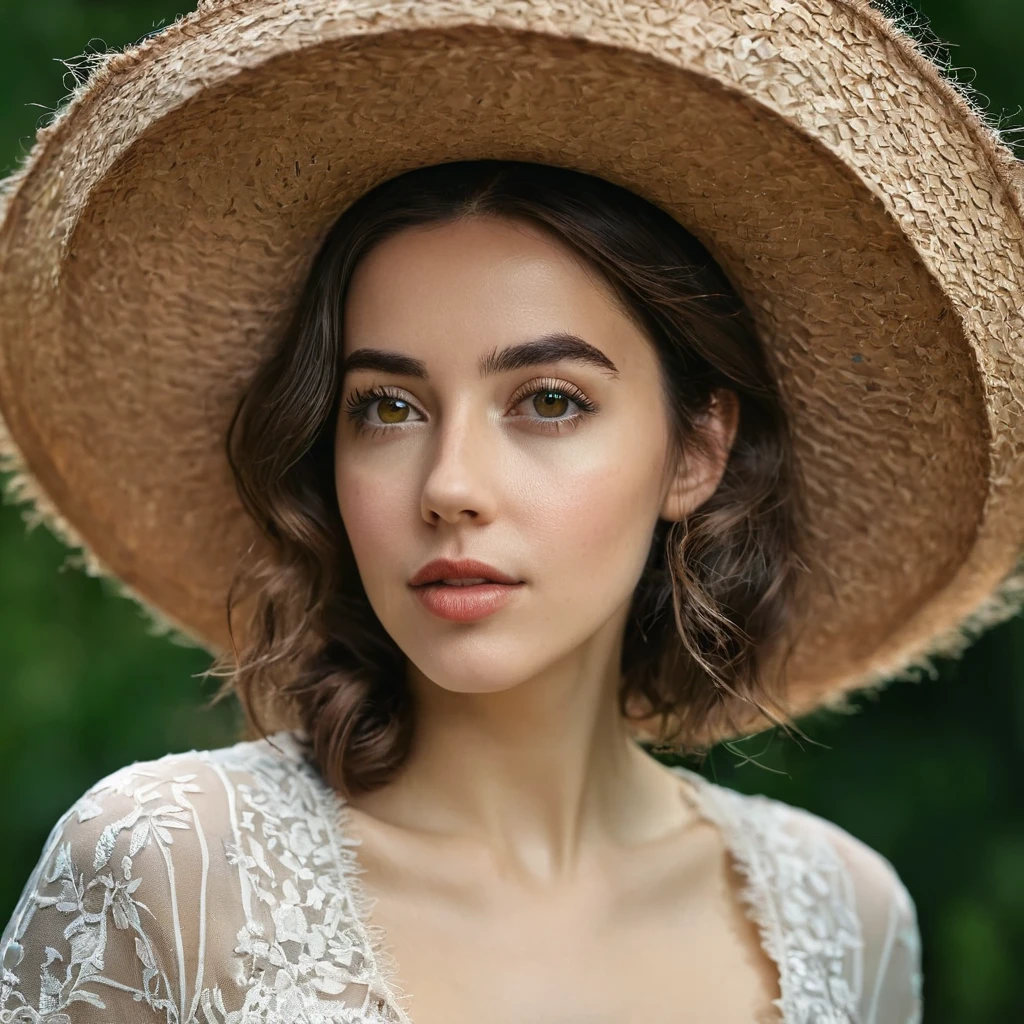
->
xmin=341 ymin=215 xmax=633 ymax=352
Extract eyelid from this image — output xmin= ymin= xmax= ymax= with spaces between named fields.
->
xmin=507 ymin=376 xmax=594 ymax=409
xmin=345 ymin=376 xmax=596 ymax=415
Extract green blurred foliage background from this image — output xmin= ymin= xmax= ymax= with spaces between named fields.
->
xmin=1 ymin=2 xmax=1022 ymax=1021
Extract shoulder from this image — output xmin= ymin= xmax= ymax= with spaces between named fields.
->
xmin=772 ymin=797 xmax=923 ymax=1022
xmin=23 ymin=729 xmax=326 ymax=907
xmin=0 ymin=731 xmax=335 ymax=1023
xmin=680 ymin=767 xmax=915 ymax=915
xmin=754 ymin=791 xmax=921 ymax=956
xmin=757 ymin=788 xmax=915 ymax=908
xmin=677 ymin=769 xmax=923 ymax=1023
xmin=25 ymin=731 xmax=315 ymax=864
xmin=782 ymin=800 xmax=918 ymax=920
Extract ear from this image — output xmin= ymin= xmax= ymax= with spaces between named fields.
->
xmin=660 ymin=389 xmax=740 ymax=522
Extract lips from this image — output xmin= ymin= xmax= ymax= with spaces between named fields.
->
xmin=409 ymin=557 xmax=521 ymax=587
xmin=413 ymin=578 xmax=523 ymax=622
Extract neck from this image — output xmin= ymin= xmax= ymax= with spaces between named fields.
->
xmin=346 ymin=647 xmax=692 ymax=883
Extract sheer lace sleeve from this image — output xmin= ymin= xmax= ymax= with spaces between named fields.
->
xmin=0 ymin=754 xmax=238 ymax=1022
xmin=0 ymin=738 xmax=407 ymax=1024
xmin=818 ymin=817 xmax=923 ymax=1024
xmin=784 ymin=806 xmax=924 ymax=1024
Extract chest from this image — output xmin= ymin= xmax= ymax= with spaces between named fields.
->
xmin=356 ymin=819 xmax=783 ymax=1024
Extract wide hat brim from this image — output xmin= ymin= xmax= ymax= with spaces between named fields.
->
xmin=2 ymin=0 xmax=1024 ymax=743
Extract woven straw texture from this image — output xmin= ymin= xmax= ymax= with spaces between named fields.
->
xmin=1 ymin=0 xmax=1024 ymax=740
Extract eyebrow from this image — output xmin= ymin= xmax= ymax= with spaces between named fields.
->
xmin=339 ymin=331 xmax=620 ymax=382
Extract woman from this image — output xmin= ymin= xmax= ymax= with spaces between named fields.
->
xmin=1 ymin=2 xmax=1022 ymax=1022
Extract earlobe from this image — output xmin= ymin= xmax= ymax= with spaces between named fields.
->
xmin=659 ymin=390 xmax=739 ymax=522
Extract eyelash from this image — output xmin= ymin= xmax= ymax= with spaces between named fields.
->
xmin=341 ymin=378 xmax=599 ymax=439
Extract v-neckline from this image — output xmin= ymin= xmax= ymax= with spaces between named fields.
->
xmin=297 ymin=739 xmax=787 ymax=1024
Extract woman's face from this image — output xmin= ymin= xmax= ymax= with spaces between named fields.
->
xmin=335 ymin=214 xmax=736 ymax=697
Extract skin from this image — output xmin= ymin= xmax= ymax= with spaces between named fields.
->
xmin=333 ymin=215 xmax=779 ymax=1023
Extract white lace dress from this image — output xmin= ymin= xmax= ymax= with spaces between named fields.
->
xmin=0 ymin=732 xmax=922 ymax=1023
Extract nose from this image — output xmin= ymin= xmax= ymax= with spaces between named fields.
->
xmin=419 ymin=402 xmax=501 ymax=526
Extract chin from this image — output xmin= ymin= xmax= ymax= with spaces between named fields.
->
xmin=403 ymin=650 xmax=535 ymax=695
xmin=432 ymin=679 xmax=522 ymax=695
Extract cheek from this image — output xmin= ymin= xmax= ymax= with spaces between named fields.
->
xmin=334 ymin=460 xmax=411 ymax=579
xmin=523 ymin=433 xmax=666 ymax=606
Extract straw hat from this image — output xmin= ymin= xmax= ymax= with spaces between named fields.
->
xmin=1 ymin=0 xmax=1023 ymax=737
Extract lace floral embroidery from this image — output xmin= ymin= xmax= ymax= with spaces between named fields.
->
xmin=2 ymin=736 xmax=920 ymax=1024
xmin=673 ymin=766 xmax=870 ymax=1024
xmin=0 ymin=735 xmax=400 ymax=1023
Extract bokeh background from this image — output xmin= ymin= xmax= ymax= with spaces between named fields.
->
xmin=1 ymin=2 xmax=1021 ymax=1021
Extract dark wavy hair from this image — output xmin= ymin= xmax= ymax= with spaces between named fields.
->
xmin=203 ymin=159 xmax=812 ymax=798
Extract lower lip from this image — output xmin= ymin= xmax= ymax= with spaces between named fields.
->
xmin=412 ymin=582 xmax=524 ymax=622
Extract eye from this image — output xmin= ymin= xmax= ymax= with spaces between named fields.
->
xmin=508 ymin=378 xmax=598 ymax=434
xmin=341 ymin=379 xmax=598 ymax=438
xmin=342 ymin=385 xmax=423 ymax=436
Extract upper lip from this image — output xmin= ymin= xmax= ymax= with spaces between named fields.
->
xmin=409 ymin=558 xmax=522 ymax=587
